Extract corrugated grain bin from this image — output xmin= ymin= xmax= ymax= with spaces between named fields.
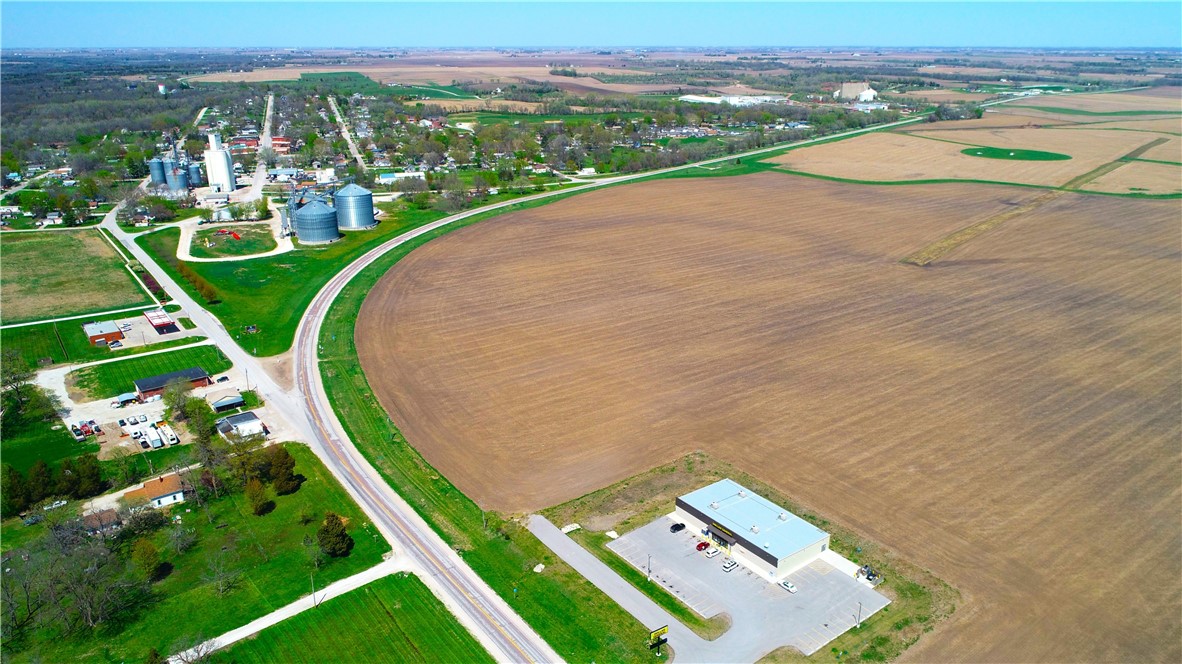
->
xmin=293 ymin=199 xmax=341 ymax=244
xmin=148 ymin=158 xmax=166 ymax=185
xmin=334 ymin=183 xmax=376 ymax=230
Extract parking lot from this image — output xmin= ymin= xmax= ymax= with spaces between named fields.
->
xmin=607 ymin=516 xmax=891 ymax=656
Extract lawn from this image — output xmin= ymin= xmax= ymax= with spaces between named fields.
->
xmin=210 ymin=573 xmax=493 ymax=664
xmin=0 ymin=229 xmax=153 ymax=323
xmin=6 ymin=444 xmax=391 ymax=664
xmin=448 ymin=110 xmax=644 ymax=125
xmin=318 ymin=196 xmax=653 ymax=663
xmin=961 ymin=146 xmax=1072 ymax=160
xmin=69 ymin=345 xmax=232 ymax=400
xmin=2 ymin=309 xmax=205 ymax=369
xmin=0 ymin=393 xmax=99 ymax=472
xmin=189 ymin=226 xmax=278 ymax=259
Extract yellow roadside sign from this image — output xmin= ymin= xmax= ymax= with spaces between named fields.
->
xmin=649 ymin=625 xmax=669 ymax=642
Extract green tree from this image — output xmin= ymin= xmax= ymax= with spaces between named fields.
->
xmin=75 ymin=454 xmax=105 ymax=498
xmin=25 ymin=460 xmax=53 ymax=504
xmin=55 ymin=457 xmax=80 ymax=498
xmin=131 ymin=538 xmax=160 ymax=581
xmin=0 ymin=464 xmax=28 ymax=516
xmin=162 ymin=377 xmax=193 ymax=422
xmin=316 ymin=512 xmax=354 ymax=558
xmin=0 ymin=348 xmax=34 ymax=412
xmin=244 ymin=478 xmax=268 ymax=516
xmin=269 ymin=446 xmax=299 ymax=495
xmin=144 ymin=647 xmax=167 ymax=664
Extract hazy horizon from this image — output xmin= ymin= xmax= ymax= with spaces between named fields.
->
xmin=2 ymin=2 xmax=1180 ymax=50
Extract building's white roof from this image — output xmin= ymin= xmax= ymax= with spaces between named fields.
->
xmin=83 ymin=320 xmax=120 ymax=336
xmin=679 ymin=479 xmax=829 ymax=560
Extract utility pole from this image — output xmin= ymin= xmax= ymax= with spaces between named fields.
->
xmin=647 ymin=554 xmax=652 ymax=582
xmin=857 ymin=601 xmax=862 ymax=628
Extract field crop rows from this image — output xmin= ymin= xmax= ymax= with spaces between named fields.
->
xmin=69 ymin=344 xmax=232 ymax=399
xmin=355 ymin=174 xmax=1180 ymax=663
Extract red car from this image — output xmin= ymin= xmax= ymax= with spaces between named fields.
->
xmin=696 ymin=541 xmax=710 ymax=552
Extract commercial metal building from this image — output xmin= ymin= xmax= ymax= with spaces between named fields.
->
xmin=216 ymin=411 xmax=266 ymax=439
xmin=133 ymin=367 xmax=212 ymax=400
xmin=674 ymin=478 xmax=831 ymax=580
xmin=83 ymin=321 xmax=124 ymax=346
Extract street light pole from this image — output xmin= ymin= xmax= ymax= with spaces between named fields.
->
xmin=857 ymin=601 xmax=862 ymax=628
xmin=647 ymin=554 xmax=652 ymax=582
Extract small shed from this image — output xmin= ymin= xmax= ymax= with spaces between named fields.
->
xmin=83 ymin=321 xmax=124 ymax=346
xmin=82 ymin=508 xmax=123 ymax=536
xmin=207 ymin=388 xmax=245 ymax=413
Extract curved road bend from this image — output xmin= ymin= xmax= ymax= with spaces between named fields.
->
xmin=105 ymin=112 xmax=932 ymax=663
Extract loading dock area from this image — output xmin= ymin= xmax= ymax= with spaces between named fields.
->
xmin=607 ymin=516 xmax=891 ymax=656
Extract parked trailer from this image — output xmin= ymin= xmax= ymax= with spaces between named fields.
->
xmin=146 ymin=428 xmax=164 ymax=449
xmin=162 ymin=424 xmax=179 ymax=445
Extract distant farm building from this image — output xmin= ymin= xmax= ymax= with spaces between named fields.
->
xmin=217 ymin=411 xmax=265 ymax=439
xmin=133 ymin=367 xmax=211 ymax=400
xmin=675 ymin=478 xmax=831 ymax=580
xmin=834 ymin=82 xmax=878 ymax=102
xmin=83 ymin=321 xmax=124 ymax=346
xmin=678 ymin=94 xmax=787 ymax=107
xmin=123 ymin=474 xmax=186 ymax=509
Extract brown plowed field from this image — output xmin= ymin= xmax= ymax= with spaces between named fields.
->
xmin=358 ymin=174 xmax=1179 ymax=660
xmin=357 ymin=174 xmax=1181 ymax=662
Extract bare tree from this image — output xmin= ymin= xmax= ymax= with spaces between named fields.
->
xmin=201 ymin=548 xmax=241 ymax=597
xmin=172 ymin=634 xmax=219 ymax=664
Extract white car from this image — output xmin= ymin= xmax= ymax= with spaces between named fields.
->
xmin=138 ymin=414 xmax=148 ymax=423
xmin=704 ymin=548 xmax=721 ymax=559
xmin=722 ymin=559 xmax=738 ymax=573
xmin=779 ymin=580 xmax=798 ymax=594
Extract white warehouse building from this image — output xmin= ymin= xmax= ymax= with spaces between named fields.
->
xmin=203 ymin=133 xmax=236 ymax=194
xmin=675 ymin=478 xmax=830 ymax=580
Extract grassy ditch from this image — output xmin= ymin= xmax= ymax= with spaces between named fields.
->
xmin=209 ymin=572 xmax=494 ymax=664
xmin=68 ymin=344 xmax=231 ymax=400
xmin=543 ymin=452 xmax=958 ymax=664
xmin=318 ymin=196 xmax=653 ymax=663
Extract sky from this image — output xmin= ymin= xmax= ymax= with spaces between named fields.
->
xmin=2 ymin=1 xmax=1180 ymax=49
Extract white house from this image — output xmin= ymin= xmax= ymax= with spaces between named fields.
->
xmin=123 ymin=474 xmax=186 ymax=509
xmin=217 ymin=411 xmax=266 ymax=439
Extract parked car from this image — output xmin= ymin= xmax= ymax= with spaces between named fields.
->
xmin=140 ymin=440 xmax=150 ymax=449
xmin=109 ymin=341 xmax=123 ymax=349
xmin=670 ymin=523 xmax=686 ymax=534
xmin=110 ymin=401 xmax=122 ymax=409
xmin=118 ymin=419 xmax=127 ymax=427
xmin=138 ymin=414 xmax=148 ymax=423
xmin=42 ymin=500 xmax=67 ymax=512
xmin=695 ymin=541 xmax=710 ymax=552
xmin=216 ymin=375 xmax=231 ymax=383
xmin=722 ymin=559 xmax=738 ymax=572
xmin=704 ymin=548 xmax=721 ymax=559
xmin=778 ymin=580 xmax=798 ymax=594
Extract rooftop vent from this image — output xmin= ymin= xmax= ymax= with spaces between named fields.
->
xmin=779 ymin=512 xmax=789 ymax=521
xmin=764 ymin=542 xmax=771 ymax=549
xmin=751 ymin=525 xmax=760 ymax=534
xmin=738 ymin=490 xmax=747 ymax=498
xmin=710 ymin=501 xmax=720 ymax=510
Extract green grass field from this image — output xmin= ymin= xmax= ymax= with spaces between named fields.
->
xmin=318 ymin=197 xmax=653 ymax=664
xmin=0 ymin=230 xmax=152 ymax=324
xmin=448 ymin=110 xmax=644 ymax=126
xmin=210 ymin=573 xmax=493 ymax=664
xmin=396 ymin=83 xmax=479 ymax=99
xmin=69 ymin=344 xmax=232 ymax=400
xmin=189 ymin=226 xmax=278 ymax=259
xmin=961 ymin=146 xmax=1072 ymax=160
xmin=0 ymin=393 xmax=99 ymax=472
xmin=2 ymin=309 xmax=206 ymax=369
xmin=6 ymin=444 xmax=391 ymax=663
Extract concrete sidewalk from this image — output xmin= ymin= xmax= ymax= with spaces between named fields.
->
xmin=169 ymin=556 xmax=410 ymax=663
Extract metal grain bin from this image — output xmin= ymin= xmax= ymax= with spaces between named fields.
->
xmin=333 ymin=183 xmax=376 ymax=230
xmin=174 ymin=169 xmax=189 ymax=190
xmin=148 ymin=158 xmax=166 ymax=185
xmin=293 ymin=199 xmax=341 ymax=244
xmin=162 ymin=159 xmax=178 ymax=189
xmin=187 ymin=163 xmax=203 ymax=186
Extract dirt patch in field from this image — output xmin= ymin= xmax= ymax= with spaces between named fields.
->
xmin=1007 ymin=88 xmax=1182 ymax=113
xmin=357 ymin=173 xmax=1180 ymax=663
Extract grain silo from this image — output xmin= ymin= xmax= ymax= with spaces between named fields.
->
xmin=148 ymin=158 xmax=166 ymax=185
xmin=187 ymin=163 xmax=203 ymax=186
xmin=174 ymin=169 xmax=189 ymax=190
xmin=162 ymin=158 xmax=178 ymax=189
xmin=292 ymin=199 xmax=341 ymax=244
xmin=333 ymin=183 xmax=376 ymax=230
